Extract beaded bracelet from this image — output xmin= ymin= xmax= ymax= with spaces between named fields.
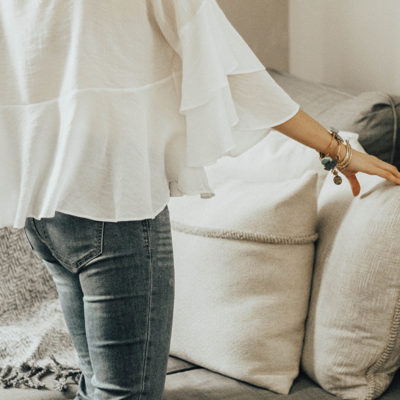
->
xmin=318 ymin=127 xmax=351 ymax=185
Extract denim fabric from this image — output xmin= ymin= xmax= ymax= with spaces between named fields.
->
xmin=23 ymin=205 xmax=175 ymax=400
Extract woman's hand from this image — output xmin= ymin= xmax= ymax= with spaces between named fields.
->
xmin=339 ymin=149 xmax=400 ymax=197
xmin=273 ymin=109 xmax=400 ymax=197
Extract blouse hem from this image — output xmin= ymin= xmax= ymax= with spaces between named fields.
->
xmin=11 ymin=199 xmax=171 ymax=229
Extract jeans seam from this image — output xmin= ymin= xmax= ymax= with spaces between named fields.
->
xmin=139 ymin=219 xmax=153 ymax=400
xmin=32 ymin=218 xmax=45 ymax=241
xmin=23 ymin=220 xmax=35 ymax=250
xmin=31 ymin=218 xmax=60 ymax=261
xmin=76 ymin=221 xmax=105 ymax=269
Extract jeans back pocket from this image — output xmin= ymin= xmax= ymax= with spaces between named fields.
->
xmin=33 ymin=211 xmax=104 ymax=273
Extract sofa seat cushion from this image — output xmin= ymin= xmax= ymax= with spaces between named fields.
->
xmin=164 ymin=365 xmax=340 ymax=400
xmin=0 ymin=356 xmax=198 ymax=400
xmin=164 ymin=366 xmax=400 ymax=400
xmin=2 ymin=357 xmax=400 ymax=400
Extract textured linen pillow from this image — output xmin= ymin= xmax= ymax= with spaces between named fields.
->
xmin=301 ymin=171 xmax=400 ymax=400
xmin=168 ymin=170 xmax=319 ymax=395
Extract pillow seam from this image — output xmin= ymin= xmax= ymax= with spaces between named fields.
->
xmin=365 ymin=291 xmax=400 ymax=400
xmin=170 ymin=220 xmax=318 ymax=244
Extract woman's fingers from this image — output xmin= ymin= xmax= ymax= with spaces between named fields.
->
xmin=380 ymin=169 xmax=400 ymax=184
xmin=344 ymin=150 xmax=400 ymax=185
xmin=345 ymin=172 xmax=361 ymax=197
xmin=338 ymin=150 xmax=400 ymax=197
xmin=341 ymin=170 xmax=361 ymax=197
xmin=367 ymin=157 xmax=400 ymax=184
xmin=373 ymin=157 xmax=400 ymax=183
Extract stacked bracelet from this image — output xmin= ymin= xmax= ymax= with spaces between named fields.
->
xmin=336 ymin=139 xmax=353 ymax=171
xmin=318 ymin=128 xmax=352 ymax=185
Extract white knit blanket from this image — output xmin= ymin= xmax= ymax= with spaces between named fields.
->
xmin=0 ymin=227 xmax=80 ymax=391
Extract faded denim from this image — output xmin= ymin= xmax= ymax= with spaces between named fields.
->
xmin=23 ymin=205 xmax=175 ymax=400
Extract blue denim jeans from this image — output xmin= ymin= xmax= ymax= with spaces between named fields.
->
xmin=23 ymin=205 xmax=175 ymax=400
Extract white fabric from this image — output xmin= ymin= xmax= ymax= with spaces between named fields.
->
xmin=0 ymin=0 xmax=299 ymax=228
xmin=301 ymin=170 xmax=400 ymax=400
xmin=168 ymin=170 xmax=319 ymax=395
xmin=204 ymin=129 xmax=364 ymax=194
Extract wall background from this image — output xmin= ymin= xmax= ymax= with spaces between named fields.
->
xmin=289 ymin=0 xmax=400 ymax=95
xmin=218 ymin=0 xmax=289 ymax=72
xmin=218 ymin=0 xmax=400 ymax=95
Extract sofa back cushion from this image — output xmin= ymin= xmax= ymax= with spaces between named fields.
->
xmin=268 ymin=68 xmax=400 ymax=168
xmin=316 ymin=92 xmax=400 ymax=167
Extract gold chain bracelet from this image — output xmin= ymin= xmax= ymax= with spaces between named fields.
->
xmin=336 ymin=139 xmax=353 ymax=171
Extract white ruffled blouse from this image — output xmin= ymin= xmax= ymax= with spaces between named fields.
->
xmin=0 ymin=0 xmax=299 ymax=229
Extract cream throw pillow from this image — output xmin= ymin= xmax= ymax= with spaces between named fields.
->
xmin=168 ymin=170 xmax=319 ymax=395
xmin=302 ymin=171 xmax=400 ymax=400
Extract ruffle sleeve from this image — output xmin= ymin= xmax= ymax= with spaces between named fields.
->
xmin=151 ymin=0 xmax=300 ymax=169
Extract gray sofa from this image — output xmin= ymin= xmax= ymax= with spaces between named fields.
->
xmin=162 ymin=69 xmax=400 ymax=400
xmin=1 ymin=69 xmax=399 ymax=400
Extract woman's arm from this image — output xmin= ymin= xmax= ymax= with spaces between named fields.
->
xmin=273 ymin=108 xmax=400 ymax=197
